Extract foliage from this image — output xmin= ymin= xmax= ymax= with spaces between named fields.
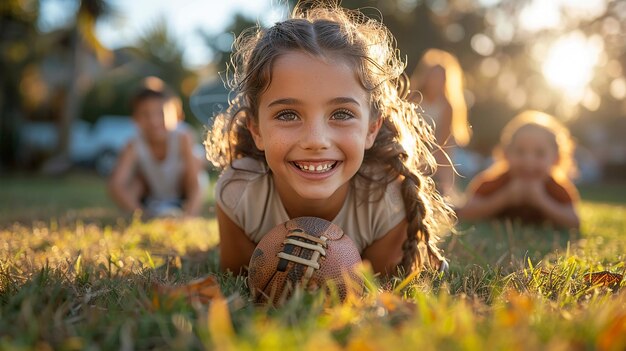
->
xmin=0 ymin=175 xmax=625 ymax=349
xmin=0 ymin=0 xmax=42 ymax=167
xmin=198 ymin=13 xmax=259 ymax=75
xmin=80 ymin=18 xmax=199 ymax=126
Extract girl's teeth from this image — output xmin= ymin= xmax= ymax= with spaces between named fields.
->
xmin=296 ymin=162 xmax=333 ymax=172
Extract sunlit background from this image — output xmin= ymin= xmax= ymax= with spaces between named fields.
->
xmin=1 ymin=0 xmax=625 ymax=181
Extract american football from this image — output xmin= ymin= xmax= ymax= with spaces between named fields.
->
xmin=248 ymin=217 xmax=363 ymax=305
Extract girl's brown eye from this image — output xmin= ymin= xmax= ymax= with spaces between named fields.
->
xmin=275 ymin=110 xmax=299 ymax=121
xmin=331 ymin=109 xmax=355 ymax=121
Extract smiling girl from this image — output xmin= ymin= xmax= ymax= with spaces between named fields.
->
xmin=205 ymin=2 xmax=453 ymax=276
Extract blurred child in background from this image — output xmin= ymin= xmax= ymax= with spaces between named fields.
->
xmin=108 ymin=77 xmax=206 ymax=218
xmin=410 ymin=49 xmax=471 ymax=198
xmin=457 ymin=110 xmax=580 ymax=230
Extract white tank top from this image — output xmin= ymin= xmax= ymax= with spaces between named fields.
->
xmin=134 ymin=128 xmax=184 ymax=203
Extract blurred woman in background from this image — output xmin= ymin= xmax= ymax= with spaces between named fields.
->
xmin=410 ymin=49 xmax=471 ymax=199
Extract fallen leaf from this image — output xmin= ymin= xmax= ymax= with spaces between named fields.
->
xmin=154 ymin=275 xmax=223 ymax=308
xmin=583 ymin=271 xmax=623 ymax=290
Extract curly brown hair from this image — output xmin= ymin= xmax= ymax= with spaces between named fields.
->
xmin=205 ymin=1 xmax=453 ymax=273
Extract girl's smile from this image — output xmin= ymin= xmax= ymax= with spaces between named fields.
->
xmin=249 ymin=51 xmax=381 ymax=216
xmin=292 ymin=160 xmax=339 ymax=175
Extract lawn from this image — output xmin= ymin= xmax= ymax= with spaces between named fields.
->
xmin=0 ymin=173 xmax=625 ymax=350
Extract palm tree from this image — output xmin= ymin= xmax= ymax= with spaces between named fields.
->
xmin=134 ymin=18 xmax=190 ymax=92
xmin=43 ymin=0 xmax=114 ymax=174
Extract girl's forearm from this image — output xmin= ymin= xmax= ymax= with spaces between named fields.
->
xmin=536 ymin=198 xmax=580 ymax=230
xmin=457 ymin=191 xmax=508 ymax=220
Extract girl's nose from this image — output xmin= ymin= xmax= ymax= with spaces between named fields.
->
xmin=300 ymin=118 xmax=331 ymax=150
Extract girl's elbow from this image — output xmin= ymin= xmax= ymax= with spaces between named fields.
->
xmin=569 ymin=216 xmax=581 ymax=231
xmin=456 ymin=205 xmax=482 ymax=221
xmin=564 ymin=207 xmax=580 ymax=230
xmin=557 ymin=213 xmax=580 ymax=231
xmin=219 ymin=260 xmax=247 ymax=276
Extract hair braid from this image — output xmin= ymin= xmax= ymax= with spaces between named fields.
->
xmin=390 ymin=157 xmax=445 ymax=272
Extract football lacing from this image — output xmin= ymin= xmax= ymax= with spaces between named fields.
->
xmin=276 ymin=229 xmax=329 ymax=286
xmin=283 ymin=229 xmax=329 ymax=246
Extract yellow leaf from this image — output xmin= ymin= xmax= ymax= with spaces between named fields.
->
xmin=208 ymin=296 xmax=235 ymax=351
xmin=597 ymin=314 xmax=626 ymax=351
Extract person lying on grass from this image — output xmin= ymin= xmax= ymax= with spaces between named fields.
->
xmin=205 ymin=1 xmax=454 ymax=277
xmin=457 ymin=110 xmax=580 ymax=230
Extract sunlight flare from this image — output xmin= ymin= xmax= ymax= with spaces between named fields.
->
xmin=542 ymin=32 xmax=603 ymax=100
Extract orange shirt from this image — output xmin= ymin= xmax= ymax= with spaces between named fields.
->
xmin=467 ymin=169 xmax=579 ymax=226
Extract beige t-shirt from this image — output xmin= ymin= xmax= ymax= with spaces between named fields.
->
xmin=215 ymin=157 xmax=406 ymax=252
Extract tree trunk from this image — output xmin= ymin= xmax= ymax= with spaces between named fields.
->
xmin=42 ymin=29 xmax=83 ymax=175
xmin=0 ymin=89 xmax=20 ymax=172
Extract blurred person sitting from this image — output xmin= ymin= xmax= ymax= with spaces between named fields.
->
xmin=108 ymin=77 xmax=206 ymax=218
xmin=457 ymin=110 xmax=580 ymax=230
xmin=409 ymin=48 xmax=471 ymax=200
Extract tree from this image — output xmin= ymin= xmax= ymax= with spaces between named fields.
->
xmin=0 ymin=0 xmax=41 ymax=170
xmin=198 ymin=13 xmax=260 ymax=77
xmin=42 ymin=0 xmax=114 ymax=174
xmin=80 ymin=18 xmax=199 ymax=127
xmin=135 ymin=18 xmax=197 ymax=102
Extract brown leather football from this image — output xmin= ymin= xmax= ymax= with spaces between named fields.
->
xmin=248 ymin=217 xmax=363 ymax=305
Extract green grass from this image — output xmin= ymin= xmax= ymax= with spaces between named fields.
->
xmin=0 ymin=171 xmax=217 ymax=225
xmin=0 ymin=172 xmax=117 ymax=224
xmin=0 ymin=174 xmax=625 ymax=350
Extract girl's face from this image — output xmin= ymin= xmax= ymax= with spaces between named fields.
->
xmin=250 ymin=51 xmax=381 ymax=204
xmin=504 ymin=126 xmax=558 ymax=180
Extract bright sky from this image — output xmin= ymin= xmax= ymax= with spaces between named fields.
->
xmin=40 ymin=0 xmax=287 ymax=68
xmin=522 ymin=0 xmax=607 ymax=111
xmin=483 ymin=0 xmax=609 ymax=112
xmin=39 ymin=0 xmax=610 ymax=108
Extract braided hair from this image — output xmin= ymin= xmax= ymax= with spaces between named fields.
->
xmin=205 ymin=0 xmax=454 ymax=273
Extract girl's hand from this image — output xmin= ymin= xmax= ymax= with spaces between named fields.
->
xmin=505 ymin=178 xmax=526 ymax=206
xmin=526 ymin=179 xmax=549 ymax=207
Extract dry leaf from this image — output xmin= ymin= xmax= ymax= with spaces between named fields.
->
xmin=153 ymin=275 xmax=223 ymax=308
xmin=583 ymin=271 xmax=623 ymax=290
